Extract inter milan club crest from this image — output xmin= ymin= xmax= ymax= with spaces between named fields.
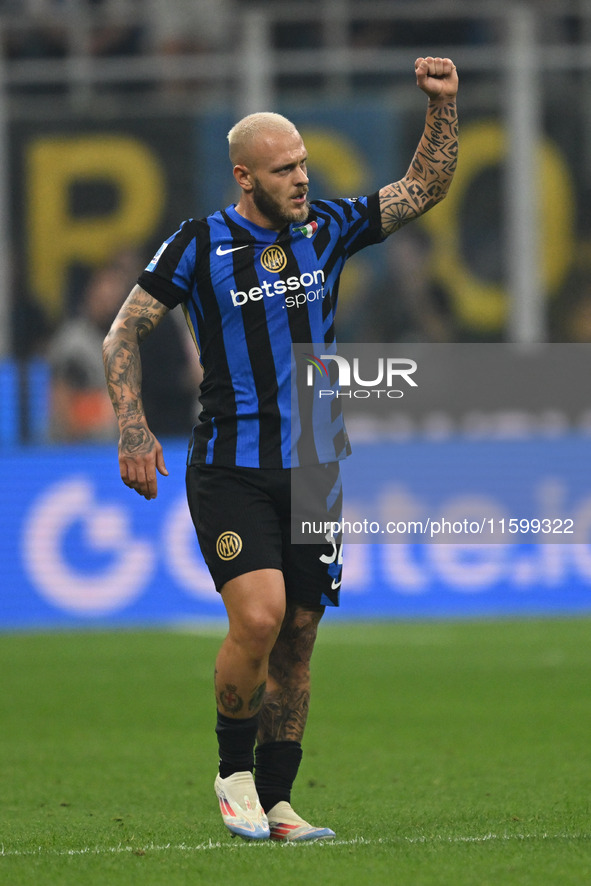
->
xmin=260 ymin=245 xmax=287 ymax=273
xmin=216 ymin=531 xmax=243 ymax=560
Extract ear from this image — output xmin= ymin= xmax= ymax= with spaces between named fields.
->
xmin=233 ymin=164 xmax=253 ymax=193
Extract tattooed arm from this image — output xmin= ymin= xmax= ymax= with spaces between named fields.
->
xmin=380 ymin=56 xmax=459 ymax=237
xmin=102 ymin=284 xmax=170 ymax=500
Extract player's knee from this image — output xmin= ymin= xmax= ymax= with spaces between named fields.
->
xmin=232 ymin=606 xmax=284 ymax=662
xmin=250 ymin=610 xmax=283 ymax=653
xmin=282 ymin=604 xmax=324 ymax=654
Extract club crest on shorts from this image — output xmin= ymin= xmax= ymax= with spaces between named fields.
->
xmin=216 ymin=531 xmax=243 ymax=560
xmin=260 ymin=244 xmax=287 ymax=273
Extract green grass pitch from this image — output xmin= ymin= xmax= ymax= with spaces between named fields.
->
xmin=2 ymin=618 xmax=591 ymax=885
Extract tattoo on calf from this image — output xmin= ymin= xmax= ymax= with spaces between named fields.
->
xmin=218 ymin=684 xmax=244 ymax=715
xmin=249 ymin=681 xmax=267 ymax=712
xmin=257 ymin=689 xmax=310 ymax=744
xmin=257 ymin=607 xmax=321 ymax=743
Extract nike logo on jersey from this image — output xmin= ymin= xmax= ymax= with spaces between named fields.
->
xmin=216 ymin=244 xmax=250 ymax=256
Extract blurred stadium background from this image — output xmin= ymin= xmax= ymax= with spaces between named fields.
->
xmin=2 ymin=0 xmax=591 ymax=629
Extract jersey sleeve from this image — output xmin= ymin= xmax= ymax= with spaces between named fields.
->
xmin=321 ymin=191 xmax=384 ymax=258
xmin=137 ymin=219 xmax=201 ymax=309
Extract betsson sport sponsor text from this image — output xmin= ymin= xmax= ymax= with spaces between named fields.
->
xmin=230 ymin=269 xmax=326 ymax=309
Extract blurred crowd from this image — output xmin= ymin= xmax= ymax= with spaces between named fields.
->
xmin=0 ymin=0 xmax=573 ymax=103
xmin=0 ymin=0 xmax=229 ymax=62
xmin=45 ymin=248 xmax=202 ymax=443
xmin=0 ymin=0 xmax=587 ymax=71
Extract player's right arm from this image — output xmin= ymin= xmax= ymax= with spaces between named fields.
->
xmin=102 ymin=284 xmax=170 ymax=500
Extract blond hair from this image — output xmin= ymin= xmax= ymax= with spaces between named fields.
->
xmin=227 ymin=112 xmax=298 ymax=166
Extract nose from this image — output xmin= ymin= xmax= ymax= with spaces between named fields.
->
xmin=295 ymin=165 xmax=309 ymax=185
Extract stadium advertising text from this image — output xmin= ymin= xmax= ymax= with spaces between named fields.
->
xmin=4 ymin=439 xmax=591 ymax=629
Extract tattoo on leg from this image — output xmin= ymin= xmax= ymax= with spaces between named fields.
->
xmin=218 ymin=684 xmax=244 ymax=714
xmin=257 ymin=604 xmax=322 ymax=744
xmin=258 ymin=688 xmax=310 ymax=744
xmin=248 ymin=680 xmax=267 ymax=713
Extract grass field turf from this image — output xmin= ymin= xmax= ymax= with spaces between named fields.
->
xmin=1 ymin=618 xmax=591 ymax=885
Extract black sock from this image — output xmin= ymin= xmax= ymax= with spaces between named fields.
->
xmin=255 ymin=740 xmax=303 ymax=812
xmin=215 ymin=712 xmax=259 ymax=779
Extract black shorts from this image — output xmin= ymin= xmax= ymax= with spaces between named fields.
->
xmin=185 ymin=463 xmax=343 ymax=608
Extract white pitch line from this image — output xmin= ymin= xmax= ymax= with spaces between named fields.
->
xmin=1 ymin=832 xmax=590 ymax=859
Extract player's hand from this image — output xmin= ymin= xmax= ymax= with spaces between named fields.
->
xmin=415 ymin=57 xmax=458 ymax=102
xmin=117 ymin=423 xmax=169 ymax=500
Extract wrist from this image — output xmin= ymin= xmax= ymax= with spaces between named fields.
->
xmin=427 ymin=94 xmax=456 ymax=106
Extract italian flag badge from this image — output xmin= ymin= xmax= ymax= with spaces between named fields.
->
xmin=294 ymin=220 xmax=318 ymax=238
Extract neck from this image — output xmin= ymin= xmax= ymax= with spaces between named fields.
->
xmin=234 ymin=198 xmax=279 ymax=231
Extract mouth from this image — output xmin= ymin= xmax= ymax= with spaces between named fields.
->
xmin=291 ymin=193 xmax=308 ymax=206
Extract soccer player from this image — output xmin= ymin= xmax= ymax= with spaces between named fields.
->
xmin=103 ymin=57 xmax=458 ymax=842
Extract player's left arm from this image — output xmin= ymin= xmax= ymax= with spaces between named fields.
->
xmin=379 ymin=57 xmax=459 ymax=237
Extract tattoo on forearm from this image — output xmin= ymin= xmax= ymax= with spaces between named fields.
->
xmin=102 ymin=286 xmax=168 ymax=424
xmin=103 ymin=339 xmax=142 ymax=416
xmin=380 ymin=99 xmax=458 ymax=237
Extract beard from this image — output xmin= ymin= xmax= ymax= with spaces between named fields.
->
xmin=252 ymin=178 xmax=310 ymax=229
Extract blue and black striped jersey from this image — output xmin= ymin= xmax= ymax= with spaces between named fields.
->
xmin=138 ymin=193 xmax=383 ymax=468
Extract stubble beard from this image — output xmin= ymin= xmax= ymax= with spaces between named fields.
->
xmin=252 ymin=178 xmax=310 ymax=229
